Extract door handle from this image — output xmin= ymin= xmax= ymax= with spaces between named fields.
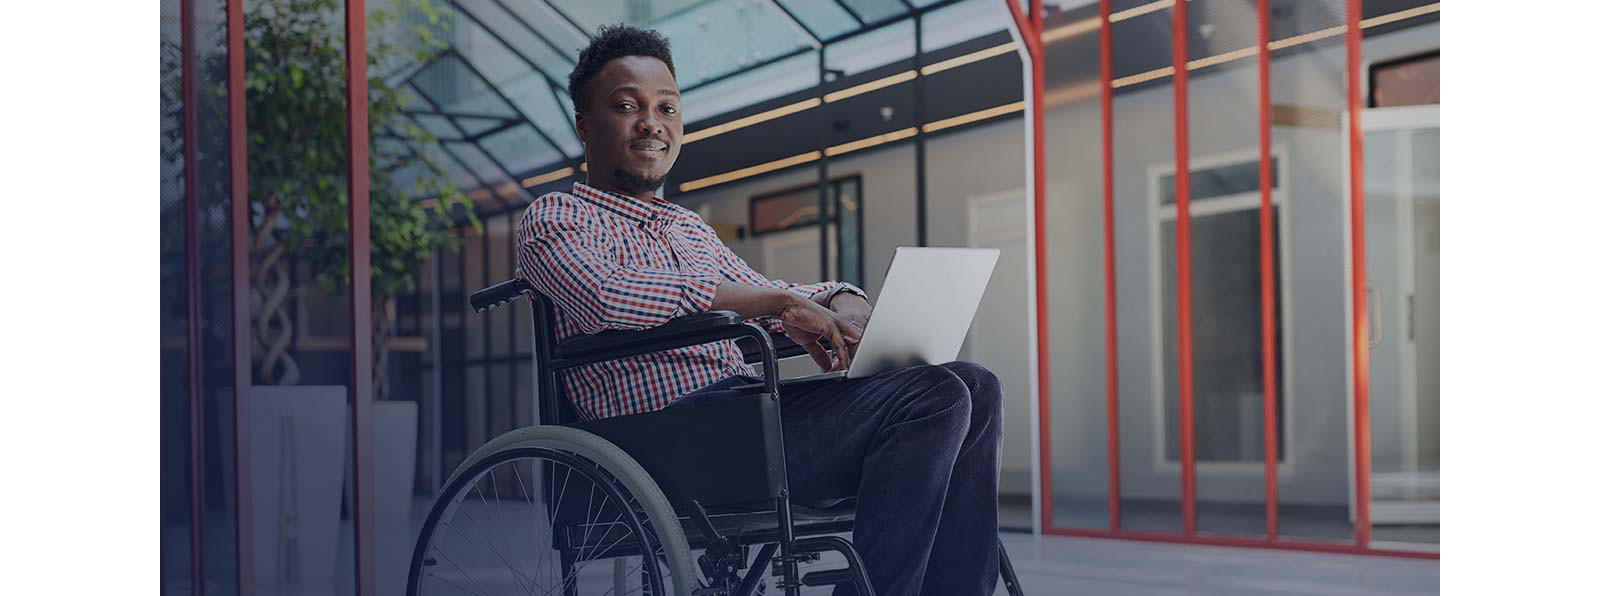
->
xmin=1367 ymin=282 xmax=1382 ymax=350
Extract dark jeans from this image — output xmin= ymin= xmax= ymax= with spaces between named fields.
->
xmin=671 ymin=361 xmax=1003 ymax=596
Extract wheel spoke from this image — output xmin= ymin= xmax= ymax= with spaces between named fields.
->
xmin=459 ymin=492 xmax=535 ymax=594
xmin=413 ymin=448 xmax=674 ymax=596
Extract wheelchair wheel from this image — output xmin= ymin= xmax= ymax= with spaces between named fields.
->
xmin=407 ymin=426 xmax=695 ymax=595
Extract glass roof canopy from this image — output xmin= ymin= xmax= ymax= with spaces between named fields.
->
xmin=380 ymin=0 xmax=1011 ymax=211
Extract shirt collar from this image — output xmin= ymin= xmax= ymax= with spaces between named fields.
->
xmin=571 ymin=181 xmax=671 ymax=226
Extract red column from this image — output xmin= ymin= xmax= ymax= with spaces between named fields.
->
xmin=1099 ymin=0 xmax=1123 ymax=532
xmin=228 ymin=0 xmax=254 ymax=589
xmin=344 ymin=0 xmax=376 ymax=593
xmin=1171 ymin=0 xmax=1198 ymax=537
xmin=1256 ymin=0 xmax=1280 ymax=541
xmin=1345 ymin=0 xmax=1373 ymax=549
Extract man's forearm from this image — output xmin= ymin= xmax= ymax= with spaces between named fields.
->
xmin=710 ymin=282 xmax=801 ymax=320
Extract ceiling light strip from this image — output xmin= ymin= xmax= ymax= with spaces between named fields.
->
xmin=683 ymin=98 xmax=821 ymax=144
xmin=922 ymin=101 xmax=1025 ymax=133
xmin=678 ymin=151 xmax=822 ymax=192
xmin=1112 ymin=4 xmax=1439 ymax=88
xmin=1043 ymin=17 xmax=1100 ymax=43
xmin=1360 ymin=2 xmax=1440 ymax=29
xmin=1110 ymin=0 xmax=1173 ymax=23
xmin=921 ymin=42 xmax=1016 ymax=75
xmin=824 ymin=70 xmax=919 ymax=103
xmin=824 ymin=127 xmax=919 ymax=157
xmin=521 ymin=166 xmax=575 ymax=188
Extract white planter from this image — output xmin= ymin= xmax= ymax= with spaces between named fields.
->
xmin=245 ymin=385 xmax=348 ymax=586
xmin=342 ymin=400 xmax=420 ymax=522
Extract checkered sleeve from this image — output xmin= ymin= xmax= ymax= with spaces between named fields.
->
xmin=516 ymin=195 xmax=721 ymax=333
xmin=700 ymin=222 xmax=840 ymax=336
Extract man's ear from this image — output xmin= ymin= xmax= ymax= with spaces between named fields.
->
xmin=574 ymin=111 xmax=588 ymax=145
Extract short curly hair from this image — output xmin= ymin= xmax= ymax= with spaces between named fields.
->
xmin=567 ymin=24 xmax=676 ymax=112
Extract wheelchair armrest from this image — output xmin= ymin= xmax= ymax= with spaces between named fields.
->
xmin=742 ymin=331 xmax=808 ymax=363
xmin=553 ymin=310 xmax=748 ymax=366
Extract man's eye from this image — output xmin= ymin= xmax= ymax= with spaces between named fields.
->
xmin=660 ymin=105 xmax=678 ymax=115
xmin=615 ymin=102 xmax=636 ymax=111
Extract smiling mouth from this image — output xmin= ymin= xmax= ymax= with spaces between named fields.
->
xmin=629 ymin=140 xmax=668 ymax=154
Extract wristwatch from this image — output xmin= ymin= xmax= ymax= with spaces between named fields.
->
xmin=816 ymin=282 xmax=867 ymax=307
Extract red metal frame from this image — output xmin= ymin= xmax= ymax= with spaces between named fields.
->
xmin=228 ymin=0 xmax=253 ymax=590
xmin=345 ymin=0 xmax=376 ymax=593
xmin=1015 ymin=0 xmax=1429 ymax=559
xmin=1257 ymin=0 xmax=1280 ymax=541
xmin=1171 ymin=0 xmax=1198 ymax=538
xmin=180 ymin=0 xmax=207 ymax=591
xmin=1345 ymin=0 xmax=1374 ymax=549
xmin=1098 ymin=0 xmax=1122 ymax=531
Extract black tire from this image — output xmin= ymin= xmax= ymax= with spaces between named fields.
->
xmin=406 ymin=426 xmax=695 ymax=595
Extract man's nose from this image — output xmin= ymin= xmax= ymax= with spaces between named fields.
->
xmin=636 ymin=113 xmax=664 ymax=137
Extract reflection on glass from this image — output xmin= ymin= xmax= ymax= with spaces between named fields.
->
xmin=1363 ymin=107 xmax=1440 ymax=547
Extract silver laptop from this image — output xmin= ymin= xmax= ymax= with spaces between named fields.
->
xmin=766 ymin=246 xmax=1000 ymax=385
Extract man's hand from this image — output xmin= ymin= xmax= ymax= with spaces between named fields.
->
xmin=780 ymin=298 xmax=863 ymax=372
xmin=822 ymin=291 xmax=872 ymax=331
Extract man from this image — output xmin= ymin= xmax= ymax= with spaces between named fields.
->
xmin=514 ymin=24 xmax=1001 ymax=596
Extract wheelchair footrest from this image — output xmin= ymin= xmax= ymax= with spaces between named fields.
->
xmin=800 ymin=569 xmax=855 ymax=587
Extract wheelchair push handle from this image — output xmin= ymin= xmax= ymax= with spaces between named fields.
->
xmin=470 ymin=278 xmax=530 ymax=314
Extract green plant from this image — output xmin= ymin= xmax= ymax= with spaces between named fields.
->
xmin=163 ymin=0 xmax=479 ymax=396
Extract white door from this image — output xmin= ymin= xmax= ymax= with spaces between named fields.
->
xmin=1358 ymin=104 xmax=1440 ymax=526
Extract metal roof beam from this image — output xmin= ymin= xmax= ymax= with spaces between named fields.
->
xmin=759 ymin=0 xmax=822 ymax=49
xmin=432 ymin=48 xmax=572 ymax=163
xmin=452 ymin=1 xmax=571 ymax=94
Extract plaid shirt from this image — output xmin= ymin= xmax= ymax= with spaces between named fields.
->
xmin=515 ymin=182 xmax=849 ymax=420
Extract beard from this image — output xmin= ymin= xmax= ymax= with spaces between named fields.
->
xmin=611 ymin=167 xmax=667 ymax=196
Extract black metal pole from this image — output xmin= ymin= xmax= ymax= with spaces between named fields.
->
xmin=817 ymin=48 xmax=831 ymax=280
xmin=431 ymin=247 xmax=443 ymax=496
xmin=914 ymin=14 xmax=927 ymax=247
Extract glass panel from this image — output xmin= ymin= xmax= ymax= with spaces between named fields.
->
xmin=464 ymin=0 xmax=576 ymax=72
xmin=920 ymin=0 xmax=1011 ymax=53
xmin=1269 ymin=0 xmax=1353 ymax=543
xmin=1110 ymin=5 xmax=1180 ymax=535
xmin=776 ymin=0 xmax=857 ymax=40
xmin=1364 ymin=116 xmax=1440 ymax=547
xmin=410 ymin=113 xmax=464 ymax=140
xmin=1183 ymin=0 xmax=1270 ymax=539
xmin=825 ymin=19 xmax=914 ymax=77
xmin=464 ymin=229 xmax=485 ymax=360
xmin=476 ymin=121 xmax=566 ymax=176
xmin=682 ymin=49 xmax=818 ymax=124
xmin=499 ymin=74 xmax=582 ymax=156
xmin=834 ymin=177 xmax=863 ymax=287
xmin=411 ymin=55 xmax=519 ymax=119
xmin=159 ymin=0 xmax=193 ymax=589
xmin=195 ymin=0 xmax=243 ymax=580
xmin=486 ymin=215 xmax=514 ymax=356
xmin=838 ymin=0 xmax=909 ymax=24
xmin=447 ymin=142 xmax=527 ymax=202
xmin=652 ymin=0 xmax=815 ymax=89
xmin=1042 ymin=0 xmax=1110 ymax=531
xmin=452 ymin=114 xmax=511 ymax=137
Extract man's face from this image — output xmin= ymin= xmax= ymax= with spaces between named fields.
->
xmin=575 ymin=55 xmax=683 ymax=198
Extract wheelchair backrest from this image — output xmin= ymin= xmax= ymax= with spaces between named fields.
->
xmin=526 ymin=292 xmax=585 ymax=426
xmin=468 ymin=278 xmax=583 ymax=426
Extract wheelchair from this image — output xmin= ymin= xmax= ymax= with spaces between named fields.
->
xmin=405 ymin=279 xmax=1025 ymax=596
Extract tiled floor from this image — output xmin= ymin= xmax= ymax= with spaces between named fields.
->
xmin=167 ymin=516 xmax=1439 ymax=595
xmin=997 ymin=532 xmax=1438 ymax=596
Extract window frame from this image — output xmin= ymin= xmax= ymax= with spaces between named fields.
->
xmin=1146 ymin=146 xmax=1297 ymax=475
